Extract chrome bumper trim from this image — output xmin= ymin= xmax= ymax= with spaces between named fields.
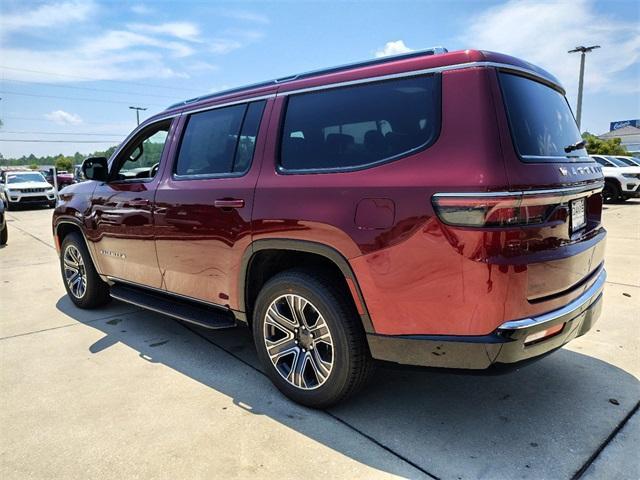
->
xmin=498 ymin=269 xmax=606 ymax=331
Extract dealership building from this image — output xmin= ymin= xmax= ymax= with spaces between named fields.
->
xmin=599 ymin=119 xmax=640 ymax=153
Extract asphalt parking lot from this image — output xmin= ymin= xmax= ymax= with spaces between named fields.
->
xmin=1 ymin=202 xmax=638 ymax=480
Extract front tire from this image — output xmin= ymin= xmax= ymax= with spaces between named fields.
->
xmin=60 ymin=232 xmax=110 ymax=309
xmin=603 ymin=180 xmax=621 ymax=204
xmin=252 ymin=269 xmax=373 ymax=408
xmin=0 ymin=224 xmax=7 ymax=245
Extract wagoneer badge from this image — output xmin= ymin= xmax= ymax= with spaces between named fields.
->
xmin=559 ymin=167 xmax=568 ymax=176
xmin=100 ymin=249 xmax=126 ymax=259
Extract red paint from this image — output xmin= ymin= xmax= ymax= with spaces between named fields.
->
xmin=53 ymin=49 xmax=606 ymax=340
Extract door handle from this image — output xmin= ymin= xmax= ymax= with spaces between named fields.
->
xmin=214 ymin=198 xmax=245 ymax=209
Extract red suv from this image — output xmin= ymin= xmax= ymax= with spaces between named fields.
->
xmin=53 ymin=48 xmax=606 ymax=407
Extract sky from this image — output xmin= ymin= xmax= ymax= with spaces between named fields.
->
xmin=0 ymin=0 xmax=639 ymax=158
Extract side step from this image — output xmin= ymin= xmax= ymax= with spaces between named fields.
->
xmin=110 ymin=283 xmax=237 ymax=330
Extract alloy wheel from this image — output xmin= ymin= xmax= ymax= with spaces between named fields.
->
xmin=63 ymin=245 xmax=87 ymax=299
xmin=263 ymin=294 xmax=334 ymax=390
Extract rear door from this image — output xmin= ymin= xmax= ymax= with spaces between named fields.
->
xmin=154 ymin=98 xmax=272 ymax=309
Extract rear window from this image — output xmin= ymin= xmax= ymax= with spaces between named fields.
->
xmin=499 ymin=72 xmax=587 ymax=161
xmin=279 ymin=75 xmax=441 ymax=171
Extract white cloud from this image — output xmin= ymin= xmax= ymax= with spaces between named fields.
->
xmin=210 ymin=39 xmax=243 ymax=55
xmin=187 ymin=61 xmax=218 ymax=72
xmin=462 ymin=0 xmax=640 ymax=95
xmin=1 ymin=46 xmax=189 ymax=83
xmin=0 ymin=2 xmax=265 ymax=85
xmin=0 ymin=0 xmax=95 ymax=34
xmin=45 ymin=110 xmax=83 ymax=125
xmin=375 ymin=40 xmax=413 ymax=58
xmin=83 ymin=30 xmax=194 ymax=57
xmin=128 ymin=22 xmax=202 ymax=42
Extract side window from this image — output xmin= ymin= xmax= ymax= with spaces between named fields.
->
xmin=234 ymin=101 xmax=266 ymax=173
xmin=174 ymin=100 xmax=265 ymax=177
xmin=593 ymin=156 xmax=611 ymax=167
xmin=279 ymin=75 xmax=441 ymax=171
xmin=112 ymin=122 xmax=170 ymax=181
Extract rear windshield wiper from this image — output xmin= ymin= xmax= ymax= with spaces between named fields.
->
xmin=564 ymin=140 xmax=586 ymax=153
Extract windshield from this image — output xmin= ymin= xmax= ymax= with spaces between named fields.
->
xmin=499 ymin=72 xmax=586 ymax=161
xmin=7 ymin=172 xmax=47 ymax=184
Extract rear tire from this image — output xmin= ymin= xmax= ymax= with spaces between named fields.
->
xmin=0 ymin=224 xmax=7 ymax=245
xmin=60 ymin=232 xmax=111 ymax=309
xmin=252 ymin=269 xmax=373 ymax=408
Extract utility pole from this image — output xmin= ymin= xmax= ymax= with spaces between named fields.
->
xmin=568 ymin=45 xmax=600 ymax=130
xmin=129 ymin=106 xmax=147 ymax=126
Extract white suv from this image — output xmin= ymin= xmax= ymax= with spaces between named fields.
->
xmin=0 ymin=171 xmax=57 ymax=209
xmin=590 ymin=155 xmax=640 ymax=203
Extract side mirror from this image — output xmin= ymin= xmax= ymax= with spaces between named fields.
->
xmin=82 ymin=157 xmax=108 ymax=182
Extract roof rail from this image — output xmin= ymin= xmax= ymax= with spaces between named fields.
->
xmin=166 ymin=46 xmax=448 ymax=110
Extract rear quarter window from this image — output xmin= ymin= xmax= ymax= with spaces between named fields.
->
xmin=279 ymin=74 xmax=441 ymax=172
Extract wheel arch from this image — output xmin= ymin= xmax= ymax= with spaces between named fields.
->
xmin=239 ymin=239 xmax=373 ymax=333
xmin=605 ymin=176 xmax=622 ymax=189
xmin=54 ymin=219 xmax=103 ymax=277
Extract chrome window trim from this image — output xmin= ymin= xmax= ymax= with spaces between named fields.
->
xmin=278 ymin=61 xmax=563 ymax=97
xmin=432 ymin=182 xmax=604 ymax=199
xmin=498 ymin=268 xmax=606 ymax=331
xmin=181 ymin=93 xmax=275 ymax=117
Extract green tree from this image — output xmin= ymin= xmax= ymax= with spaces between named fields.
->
xmin=29 ymin=164 xmax=39 ymax=170
xmin=54 ymin=155 xmax=73 ymax=172
xmin=582 ymin=132 xmax=628 ymax=155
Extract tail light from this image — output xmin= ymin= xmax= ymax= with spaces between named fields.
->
xmin=432 ymin=193 xmax=563 ymax=228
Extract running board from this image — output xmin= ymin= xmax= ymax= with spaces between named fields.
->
xmin=110 ymin=283 xmax=237 ymax=329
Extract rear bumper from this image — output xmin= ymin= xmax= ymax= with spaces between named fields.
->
xmin=367 ymin=269 xmax=606 ymax=369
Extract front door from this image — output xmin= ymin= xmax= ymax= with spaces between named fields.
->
xmin=154 ymin=99 xmax=270 ymax=308
xmin=87 ymin=118 xmax=175 ymax=287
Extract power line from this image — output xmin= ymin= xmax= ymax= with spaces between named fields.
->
xmin=0 ymin=115 xmax=134 ymax=126
xmin=0 ymin=65 xmax=201 ymax=93
xmin=0 ymin=90 xmax=165 ymax=107
xmin=3 ymin=79 xmax=184 ymax=100
xmin=1 ymin=130 xmax=127 ymax=136
xmin=0 ymin=139 xmax=120 ymax=143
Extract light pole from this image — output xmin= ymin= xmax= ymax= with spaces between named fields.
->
xmin=129 ymin=106 xmax=147 ymax=126
xmin=568 ymin=45 xmax=600 ymax=130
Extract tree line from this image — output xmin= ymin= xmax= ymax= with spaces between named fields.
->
xmin=0 ymin=146 xmax=119 ymax=171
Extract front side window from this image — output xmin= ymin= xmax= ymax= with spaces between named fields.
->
xmin=112 ymin=121 xmax=171 ymax=181
xmin=279 ymin=75 xmax=441 ymax=171
xmin=174 ymin=100 xmax=265 ymax=177
xmin=499 ymin=72 xmax=586 ymax=160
